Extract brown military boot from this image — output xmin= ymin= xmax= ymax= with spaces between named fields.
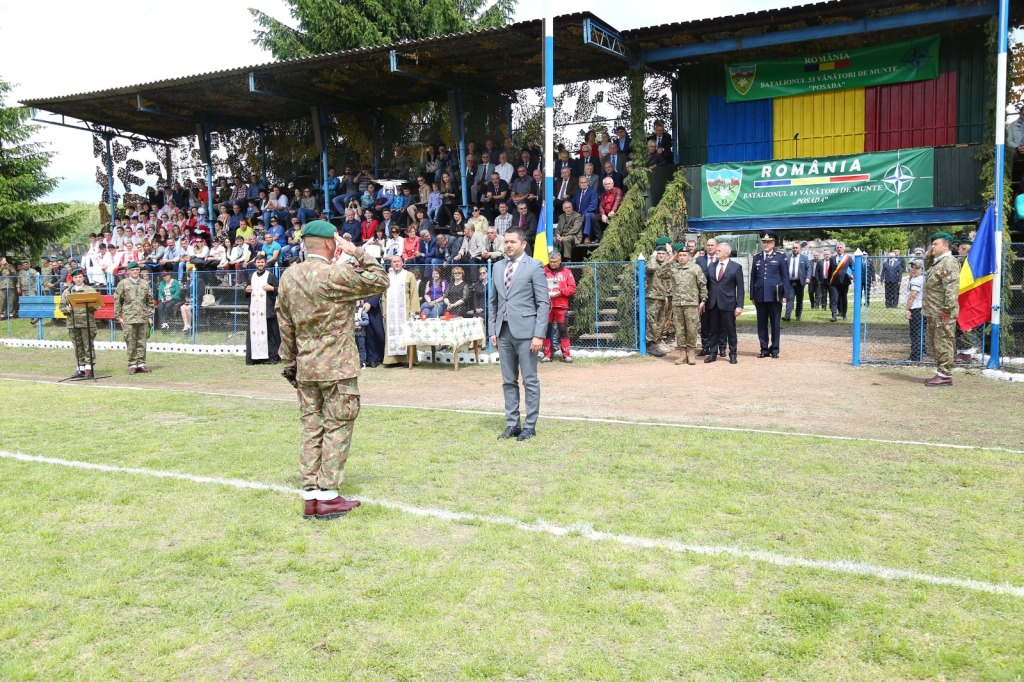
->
xmin=136 ymin=365 xmax=151 ymax=373
xmin=303 ymin=500 xmax=317 ymax=519
xmin=686 ymin=349 xmax=696 ymax=365
xmin=316 ymin=496 xmax=361 ymax=520
xmin=924 ymin=374 xmax=953 ymax=387
xmin=128 ymin=367 xmax=138 ymax=375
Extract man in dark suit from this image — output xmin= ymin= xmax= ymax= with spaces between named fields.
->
xmin=701 ymin=241 xmax=744 ymax=363
xmin=881 ymin=249 xmax=906 ymax=307
xmin=488 ymin=227 xmax=550 ymax=441
xmin=601 ymin=142 xmax=628 ymax=175
xmin=695 ymin=236 xmax=720 ymax=356
xmin=828 ymin=242 xmax=854 ymax=321
xmin=571 ymin=176 xmax=599 ymax=242
xmin=553 ymin=166 xmax=578 ymax=219
xmin=750 ymin=231 xmax=792 ymax=358
xmin=783 ymin=242 xmax=811 ymax=321
xmin=554 ymin=149 xmax=577 ymax=179
xmin=808 ymin=251 xmax=823 ymax=309
xmin=512 ymin=202 xmax=538 ymax=250
xmin=647 ymin=120 xmax=674 ymax=165
xmin=472 ymin=152 xmax=495 ymax=204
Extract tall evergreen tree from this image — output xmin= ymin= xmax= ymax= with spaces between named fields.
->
xmin=0 ymin=80 xmax=79 ymax=257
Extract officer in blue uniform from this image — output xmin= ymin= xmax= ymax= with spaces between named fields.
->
xmin=750 ymin=231 xmax=792 ymax=358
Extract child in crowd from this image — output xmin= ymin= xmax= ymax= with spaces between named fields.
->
xmin=246 ymin=199 xmax=259 ymax=220
xmin=426 ymin=182 xmax=442 ymax=223
xmin=354 ymin=300 xmax=369 ymax=368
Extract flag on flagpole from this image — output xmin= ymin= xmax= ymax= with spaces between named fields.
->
xmin=533 ymin=201 xmax=549 ymax=265
xmin=957 ymin=202 xmax=997 ymax=332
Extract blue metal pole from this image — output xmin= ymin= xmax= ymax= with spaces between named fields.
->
xmin=319 ymin=107 xmax=331 ymax=220
xmin=191 ymin=275 xmax=199 ymax=345
xmin=852 ymin=253 xmax=862 ymax=366
xmin=200 ymin=123 xmax=215 ymax=230
xmin=987 ymin=0 xmax=1009 ymax=370
xmin=104 ymin=133 xmax=116 ymax=229
xmin=637 ymin=255 xmax=647 ymax=355
xmin=593 ymin=262 xmax=600 ymax=350
xmin=455 ymin=88 xmax=470 ymax=216
xmin=372 ymin=113 xmax=381 ymax=179
xmin=543 ymin=10 xmax=555 ymax=255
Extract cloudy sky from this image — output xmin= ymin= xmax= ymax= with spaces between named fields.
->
xmin=5 ymin=0 xmax=1000 ymax=204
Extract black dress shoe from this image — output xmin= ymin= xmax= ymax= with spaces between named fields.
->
xmin=757 ymin=351 xmax=770 ymax=358
xmin=516 ymin=428 xmax=536 ymax=441
xmin=718 ymin=348 xmax=726 ymax=357
xmin=703 ymin=355 xmax=717 ymax=363
xmin=771 ymin=353 xmax=779 ymax=358
xmin=498 ymin=426 xmax=522 ymax=440
xmin=782 ymin=317 xmax=791 ymax=321
xmin=729 ymin=355 xmax=738 ymax=364
xmin=697 ymin=349 xmax=710 ymax=357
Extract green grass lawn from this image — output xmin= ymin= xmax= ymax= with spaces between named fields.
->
xmin=1 ymin=380 xmax=1023 ymax=680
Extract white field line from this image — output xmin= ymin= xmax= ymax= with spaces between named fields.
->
xmin=3 ymin=376 xmax=1023 ymax=455
xmin=2 ymin=449 xmax=1022 ymax=599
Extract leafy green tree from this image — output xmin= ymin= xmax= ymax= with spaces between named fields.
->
xmin=0 ymin=80 xmax=80 ymax=258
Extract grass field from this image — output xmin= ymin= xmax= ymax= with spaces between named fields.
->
xmin=2 ymin=351 xmax=1024 ymax=680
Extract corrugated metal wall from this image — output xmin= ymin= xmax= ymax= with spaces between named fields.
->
xmin=939 ymin=32 xmax=987 ymax=144
xmin=864 ymin=72 xmax=958 ymax=151
xmin=706 ymin=96 xmax=773 ymax=163
xmin=772 ymin=89 xmax=866 ymax=159
xmin=674 ymin=66 xmax=720 ymax=166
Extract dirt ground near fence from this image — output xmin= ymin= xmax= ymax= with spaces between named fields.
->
xmin=2 ymin=329 xmax=1022 ymax=450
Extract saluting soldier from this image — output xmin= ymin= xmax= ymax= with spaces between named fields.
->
xmin=645 ymin=237 xmax=674 ymax=357
xmin=276 ymin=220 xmax=390 ymax=520
xmin=0 ymin=256 xmax=16 ymax=319
xmin=59 ymin=267 xmax=99 ymax=378
xmin=922 ymin=232 xmax=960 ymax=387
xmin=669 ymin=248 xmax=707 ymax=365
xmin=114 ymin=261 xmax=155 ymax=374
xmin=750 ymin=231 xmax=792 ymax=358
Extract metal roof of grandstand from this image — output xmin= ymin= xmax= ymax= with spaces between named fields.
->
xmin=21 ymin=12 xmax=628 ymax=141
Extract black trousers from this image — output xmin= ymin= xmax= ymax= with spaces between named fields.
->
xmin=830 ymin=283 xmax=850 ymax=318
xmin=706 ymin=307 xmax=736 ymax=357
xmin=755 ymin=301 xmax=783 ymax=354
xmin=908 ymin=308 xmax=925 ymax=361
xmin=785 ymin=282 xmax=804 ymax=319
xmin=884 ymin=281 xmax=900 ymax=308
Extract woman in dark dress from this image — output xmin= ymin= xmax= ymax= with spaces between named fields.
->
xmin=363 ymin=293 xmax=385 ymax=367
xmin=445 ymin=267 xmax=472 ymax=318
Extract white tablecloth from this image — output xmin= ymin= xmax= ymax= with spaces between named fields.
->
xmin=401 ymin=317 xmax=485 ymax=348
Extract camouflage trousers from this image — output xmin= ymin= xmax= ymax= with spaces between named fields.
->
xmin=646 ymin=298 xmax=669 ymax=343
xmin=672 ymin=305 xmax=700 ymax=349
xmin=0 ymin=288 xmax=9 ymax=317
xmin=124 ymin=323 xmax=148 ymax=366
xmin=69 ymin=327 xmax=97 ymax=367
xmin=297 ymin=378 xmax=361 ymax=491
xmin=926 ymin=317 xmax=956 ymax=377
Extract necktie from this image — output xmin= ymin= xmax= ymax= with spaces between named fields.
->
xmin=717 ymin=263 xmax=724 ymax=281
xmin=791 ymin=256 xmax=798 ymax=279
xmin=504 ymin=260 xmax=516 ymax=291
xmin=611 ymin=155 xmax=616 ymax=168
xmin=825 ymin=261 xmax=830 ymax=277
xmin=559 ymin=180 xmax=567 ymax=199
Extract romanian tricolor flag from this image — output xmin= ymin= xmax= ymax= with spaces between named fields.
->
xmin=957 ymin=202 xmax=997 ymax=332
xmin=533 ymin=200 xmax=549 ymax=265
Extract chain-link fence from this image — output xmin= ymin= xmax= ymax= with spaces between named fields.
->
xmin=855 ymin=255 xmax=992 ymax=366
xmin=1006 ymin=243 xmax=1024 ymax=361
xmin=3 ymin=260 xmax=644 ymax=354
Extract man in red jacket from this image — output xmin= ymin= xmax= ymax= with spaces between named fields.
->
xmin=596 ymin=177 xmax=623 ymax=242
xmin=542 ymin=251 xmax=577 ymax=363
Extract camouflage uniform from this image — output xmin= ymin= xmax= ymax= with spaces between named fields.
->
xmin=645 ymin=257 xmax=674 ymax=344
xmin=277 ymin=250 xmax=389 ymax=491
xmin=39 ymin=261 xmax=56 ymax=295
xmin=923 ymin=252 xmax=960 ymax=377
xmin=16 ymin=266 xmax=38 ymax=317
xmin=114 ymin=276 xmax=154 ymax=368
xmin=0 ymin=260 xmax=15 ymax=318
xmin=670 ymin=261 xmax=708 ymax=352
xmin=60 ymin=281 xmax=99 ymax=368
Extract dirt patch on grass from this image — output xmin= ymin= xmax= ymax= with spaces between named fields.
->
xmin=2 ymin=332 xmax=1021 ymax=449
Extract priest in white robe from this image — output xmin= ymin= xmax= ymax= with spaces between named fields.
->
xmin=245 ymin=251 xmax=281 ymax=364
xmin=381 ymin=255 xmax=419 ymax=366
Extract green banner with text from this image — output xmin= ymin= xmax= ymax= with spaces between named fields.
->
xmin=701 ymin=148 xmax=935 ymax=218
xmin=725 ymin=35 xmax=940 ymax=103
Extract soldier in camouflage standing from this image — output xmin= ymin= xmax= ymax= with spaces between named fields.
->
xmin=0 ymin=256 xmax=15 ymax=320
xmin=645 ymin=238 xmax=674 ymax=358
xmin=16 ymin=260 xmax=40 ymax=323
xmin=60 ymin=267 xmax=99 ymax=378
xmin=922 ymin=232 xmax=960 ymax=387
xmin=114 ymin=261 xmax=154 ymax=374
xmin=670 ymin=248 xmax=708 ymax=365
xmin=276 ymin=220 xmax=389 ymax=520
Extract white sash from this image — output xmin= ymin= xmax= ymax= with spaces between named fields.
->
xmin=386 ymin=270 xmax=409 ymax=357
xmin=249 ymin=271 xmax=269 ymax=360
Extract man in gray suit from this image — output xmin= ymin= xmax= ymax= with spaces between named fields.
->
xmin=488 ymin=227 xmax=550 ymax=441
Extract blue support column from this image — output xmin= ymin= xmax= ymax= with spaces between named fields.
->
xmin=852 ymin=253 xmax=862 ymax=366
xmin=372 ymin=113 xmax=380 ymax=179
xmin=259 ymin=128 xmax=267 ymax=185
xmin=316 ymin=107 xmax=331 ymax=219
xmin=637 ymin=255 xmax=647 ymax=355
xmin=988 ymin=0 xmax=1010 ymax=370
xmin=198 ymin=123 xmax=215 ymax=224
xmin=453 ymin=88 xmax=470 ymax=215
xmin=103 ymin=133 xmax=116 ymax=229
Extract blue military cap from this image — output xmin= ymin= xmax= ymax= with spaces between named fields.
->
xmin=759 ymin=231 xmax=778 ymax=242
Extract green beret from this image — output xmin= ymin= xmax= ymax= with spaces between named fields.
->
xmin=302 ymin=220 xmax=337 ymax=239
xmin=654 ymin=245 xmax=668 ymax=253
xmin=71 ymin=268 xmax=84 ymax=276
xmin=125 ymin=261 xmax=140 ymax=270
xmin=931 ymin=232 xmax=954 ymax=243
xmin=672 ymin=243 xmax=686 ymax=252
xmin=655 ymin=236 xmax=672 ymax=246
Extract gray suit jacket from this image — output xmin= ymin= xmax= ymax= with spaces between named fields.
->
xmin=488 ymin=255 xmax=550 ymax=339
